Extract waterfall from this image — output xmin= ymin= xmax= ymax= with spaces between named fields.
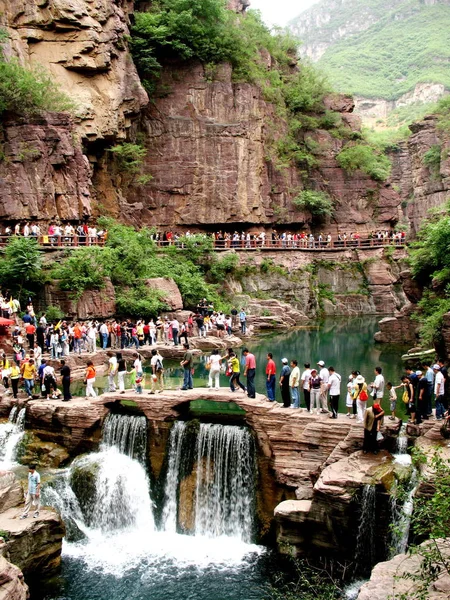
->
xmin=102 ymin=413 xmax=147 ymax=462
xmin=194 ymin=423 xmax=255 ymax=542
xmin=41 ymin=470 xmax=86 ymax=542
xmin=161 ymin=421 xmax=256 ymax=542
xmin=354 ymin=484 xmax=376 ymax=574
xmin=162 ymin=421 xmax=187 ymax=532
xmin=0 ymin=407 xmax=26 ymax=469
xmin=390 ymin=469 xmax=418 ymax=556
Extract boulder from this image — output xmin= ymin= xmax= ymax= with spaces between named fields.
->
xmin=0 ymin=507 xmax=65 ymax=577
xmin=0 ymin=474 xmax=23 ymax=513
xmin=0 ymin=555 xmax=28 ymax=600
xmin=189 ymin=335 xmax=243 ymax=351
xmin=145 ymin=278 xmax=183 ymax=311
xmin=374 ymin=305 xmax=418 ymax=344
xmin=357 ymin=540 xmax=450 ymax=600
xmin=41 ymin=279 xmax=116 ymax=319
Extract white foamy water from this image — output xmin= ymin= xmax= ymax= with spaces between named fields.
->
xmin=0 ymin=407 xmax=26 ymax=469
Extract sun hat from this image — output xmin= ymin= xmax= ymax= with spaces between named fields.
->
xmin=355 ymin=375 xmax=365 ymax=384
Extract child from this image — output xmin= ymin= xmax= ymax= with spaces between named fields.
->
xmin=135 ymin=375 xmax=143 ymax=394
xmin=387 ymin=381 xmax=402 ymax=420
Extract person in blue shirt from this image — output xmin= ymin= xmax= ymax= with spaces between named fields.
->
xmin=239 ymin=309 xmax=247 ymax=335
xmin=21 ymin=465 xmax=40 ymax=519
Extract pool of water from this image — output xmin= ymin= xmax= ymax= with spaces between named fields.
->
xmin=71 ymin=316 xmax=408 ymax=418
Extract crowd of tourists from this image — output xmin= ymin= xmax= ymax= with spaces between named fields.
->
xmin=0 ymin=222 xmax=406 ymax=249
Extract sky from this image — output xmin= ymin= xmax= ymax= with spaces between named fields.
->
xmin=249 ymin=0 xmax=319 ymax=27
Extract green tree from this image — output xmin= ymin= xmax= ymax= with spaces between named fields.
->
xmin=336 ymin=143 xmax=391 ymax=181
xmin=0 ymin=237 xmax=43 ymax=299
xmin=292 ymin=190 xmax=334 ymax=217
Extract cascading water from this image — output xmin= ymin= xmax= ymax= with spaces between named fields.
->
xmin=194 ymin=423 xmax=255 ymax=542
xmin=102 ymin=413 xmax=147 ymax=462
xmin=354 ymin=484 xmax=376 ymax=575
xmin=161 ymin=420 xmax=187 ymax=532
xmin=389 ymin=469 xmax=418 ymax=557
xmin=0 ymin=406 xmax=26 ymax=469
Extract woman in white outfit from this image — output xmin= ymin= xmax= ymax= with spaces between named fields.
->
xmin=207 ymin=349 xmax=222 ymax=390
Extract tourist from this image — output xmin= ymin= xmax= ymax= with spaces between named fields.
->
xmin=423 ymin=361 xmax=434 ymax=416
xmin=225 ymin=315 xmax=232 ymax=336
xmin=266 ymin=353 xmax=276 ymax=402
xmin=133 ymin=352 xmax=143 ymax=384
xmin=21 ymin=358 xmax=35 ymax=400
xmin=363 ymin=403 xmax=385 ymax=454
xmin=0 ymin=353 xmax=10 ymax=393
xmin=387 ymin=381 xmax=400 ymax=420
xmin=401 ymin=375 xmax=416 ymax=423
xmin=60 ymin=359 xmax=72 ymax=401
xmin=434 ymin=363 xmax=446 ymax=420
xmin=228 ymin=351 xmax=246 ymax=393
xmin=416 ymin=370 xmax=429 ymax=423
xmin=216 ymin=312 xmax=225 ymax=338
xmin=117 ymin=353 xmax=127 ymax=394
xmin=317 ymin=360 xmax=329 ymax=414
xmin=231 ymin=307 xmax=238 ymax=327
xmin=36 ymin=322 xmax=46 ymax=353
xmin=150 ymin=349 xmax=164 ymax=394
xmin=242 ymin=348 xmax=256 ymax=399
xmin=10 ymin=362 xmax=20 ymax=399
xmin=163 ymin=318 xmax=170 ymax=344
xmin=290 ymin=359 xmax=300 ymax=409
xmin=327 ymin=366 xmax=341 ymax=419
xmin=72 ymin=322 xmax=82 ymax=354
xmin=20 ymin=465 xmax=40 ymax=519
xmin=85 ymin=360 xmax=97 ymax=398
xmin=25 ymin=322 xmax=36 ymax=349
xmin=370 ymin=367 xmax=385 ymax=402
xmin=149 ymin=320 xmax=157 ymax=345
xmin=107 ymin=351 xmax=118 ymax=392
xmin=156 ymin=317 xmax=164 ymax=342
xmin=279 ymin=358 xmax=291 ymax=408
xmin=171 ymin=318 xmax=180 ymax=346
xmin=353 ymin=375 xmax=369 ymax=422
xmin=33 ymin=343 xmax=41 ymax=370
xmin=180 ymin=343 xmax=194 ymax=390
xmin=207 ymin=349 xmax=221 ymax=390
xmin=86 ymin=323 xmax=97 ymax=353
xmin=43 ymin=362 xmax=58 ymax=399
xmin=50 ymin=328 xmax=59 ymax=359
xmin=309 ymin=368 xmax=321 ymax=414
xmin=346 ymin=372 xmax=357 ymax=418
xmin=131 ymin=323 xmax=140 ymax=349
xmin=301 ymin=362 xmax=311 ymax=412
xmin=239 ymin=308 xmax=247 ymax=335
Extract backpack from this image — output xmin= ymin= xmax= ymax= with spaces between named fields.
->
xmin=156 ymin=358 xmax=163 ymax=372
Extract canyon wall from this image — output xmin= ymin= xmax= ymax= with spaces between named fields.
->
xmin=0 ymin=0 xmax=401 ymax=232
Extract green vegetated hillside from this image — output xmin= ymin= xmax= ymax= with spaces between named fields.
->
xmin=290 ymin=0 xmax=450 ymax=102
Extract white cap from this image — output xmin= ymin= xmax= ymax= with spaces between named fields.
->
xmin=281 ymin=357 xmax=288 ymax=364
xmin=317 ymin=360 xmax=325 ymax=367
xmin=415 ymin=370 xmax=422 ymax=376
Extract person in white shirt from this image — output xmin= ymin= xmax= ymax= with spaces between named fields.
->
xmin=87 ymin=324 xmax=97 ymax=353
xmin=434 ymin=364 xmax=446 ymax=420
xmin=327 ymin=367 xmax=341 ymax=419
xmin=318 ymin=360 xmax=330 ymax=413
xmin=301 ymin=363 xmax=312 ymax=412
xmin=107 ymin=352 xmax=118 ymax=392
xmin=171 ymin=319 xmax=179 ymax=346
xmin=207 ymin=349 xmax=222 ymax=390
xmin=99 ymin=322 xmax=109 ymax=349
xmin=289 ymin=359 xmax=301 ymax=408
xmin=149 ymin=349 xmax=164 ymax=393
xmin=371 ymin=367 xmax=385 ymax=400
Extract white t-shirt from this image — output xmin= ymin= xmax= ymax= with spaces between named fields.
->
xmin=374 ymin=374 xmax=385 ymax=398
xmin=100 ymin=324 xmax=108 ymax=335
xmin=108 ymin=356 xmax=117 ymax=374
xmin=319 ymin=367 xmax=329 ymax=384
xmin=171 ymin=320 xmax=179 ymax=330
xmin=209 ymin=354 xmax=221 ymax=371
xmin=43 ymin=365 xmax=55 ymax=378
xmin=150 ymin=354 xmax=163 ymax=370
xmin=435 ymin=371 xmax=445 ymax=396
xmin=301 ymin=369 xmax=311 ymax=390
xmin=328 ymin=373 xmax=341 ymax=396
xmin=134 ymin=358 xmax=142 ymax=373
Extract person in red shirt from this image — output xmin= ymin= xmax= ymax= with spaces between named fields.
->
xmin=266 ymin=352 xmax=276 ymax=402
xmin=243 ymin=348 xmax=256 ymax=399
xmin=25 ymin=323 xmax=36 ymax=349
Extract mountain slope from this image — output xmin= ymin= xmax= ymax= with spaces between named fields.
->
xmin=289 ymin=0 xmax=450 ymax=102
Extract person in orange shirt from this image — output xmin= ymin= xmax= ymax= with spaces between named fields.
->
xmin=25 ymin=323 xmax=36 ymax=349
xmin=85 ymin=361 xmax=96 ymax=398
xmin=266 ymin=352 xmax=276 ymax=402
xmin=73 ymin=322 xmax=82 ymax=354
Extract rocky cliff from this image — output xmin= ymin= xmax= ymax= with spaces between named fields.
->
xmin=390 ymin=115 xmax=450 ymax=236
xmin=0 ymin=0 xmax=402 ymax=232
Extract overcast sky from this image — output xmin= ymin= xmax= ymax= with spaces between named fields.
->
xmin=249 ymin=0 xmax=319 ymax=26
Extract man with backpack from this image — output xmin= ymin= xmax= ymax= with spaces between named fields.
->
xmin=150 ymin=349 xmax=164 ymax=394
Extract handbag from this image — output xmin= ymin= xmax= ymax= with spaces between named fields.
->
xmin=225 ymin=368 xmax=231 ymax=377
xmin=359 ymin=389 xmax=368 ymax=401
xmin=205 ymin=362 xmax=211 ymax=371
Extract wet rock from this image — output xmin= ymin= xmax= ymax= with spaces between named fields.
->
xmin=189 ymin=336 xmax=243 ymax=351
xmin=374 ymin=305 xmax=418 ymax=344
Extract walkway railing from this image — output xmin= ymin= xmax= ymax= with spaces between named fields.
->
xmin=0 ymin=235 xmax=406 ymax=251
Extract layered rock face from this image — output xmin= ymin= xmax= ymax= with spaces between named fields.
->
xmin=390 ymin=115 xmax=450 ymax=236
xmin=41 ymin=278 xmax=116 ymax=320
xmin=1 ymin=0 xmax=148 ymax=143
xmin=117 ymin=63 xmax=400 ymax=230
xmin=0 ymin=114 xmax=91 ymax=221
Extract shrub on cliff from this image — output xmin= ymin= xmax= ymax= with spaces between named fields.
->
xmin=0 ymin=237 xmax=43 ymax=299
xmin=0 ymin=30 xmax=73 ymax=116
xmin=336 ymin=143 xmax=391 ymax=181
xmin=292 ymin=190 xmax=333 ymax=218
